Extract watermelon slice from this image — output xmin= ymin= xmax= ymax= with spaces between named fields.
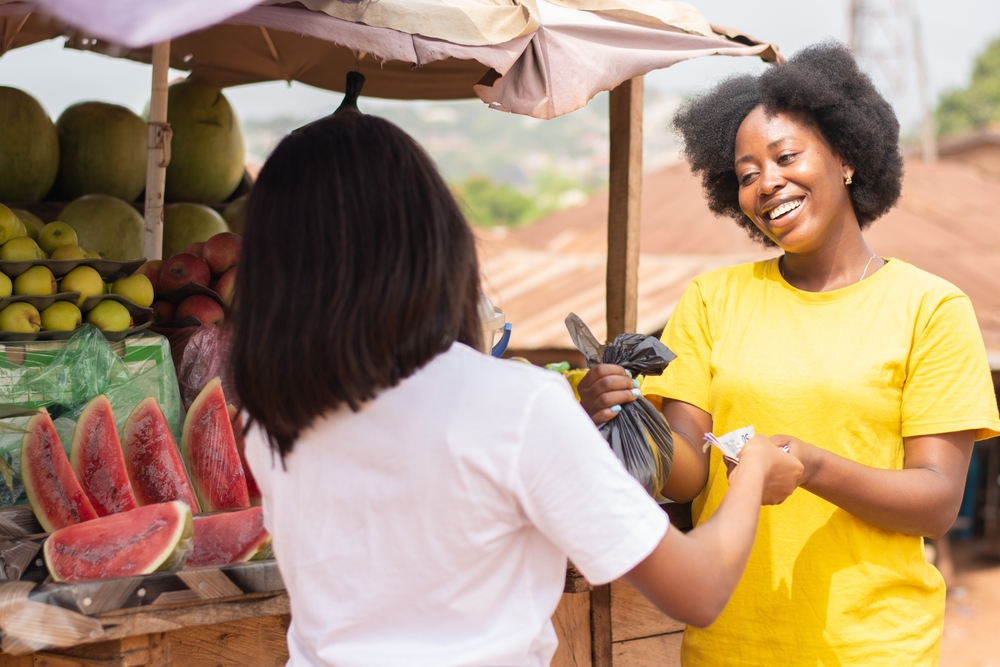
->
xmin=70 ymin=395 xmax=138 ymax=516
xmin=21 ymin=410 xmax=98 ymax=532
xmin=44 ymin=501 xmax=194 ymax=582
xmin=229 ymin=406 xmax=261 ymax=506
xmin=186 ymin=507 xmax=272 ymax=568
xmin=123 ymin=397 xmax=201 ymax=513
xmin=182 ymin=379 xmax=249 ymax=511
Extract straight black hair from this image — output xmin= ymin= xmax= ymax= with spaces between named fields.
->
xmin=230 ymin=113 xmax=483 ymax=459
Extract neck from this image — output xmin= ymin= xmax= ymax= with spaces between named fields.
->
xmin=779 ymin=231 xmax=883 ymax=292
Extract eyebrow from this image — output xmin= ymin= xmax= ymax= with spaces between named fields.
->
xmin=736 ymin=137 xmax=795 ymax=166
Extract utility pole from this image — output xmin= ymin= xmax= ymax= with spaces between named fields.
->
xmin=849 ymin=0 xmax=936 ymax=162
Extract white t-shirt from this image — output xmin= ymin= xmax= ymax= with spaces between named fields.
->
xmin=244 ymin=343 xmax=668 ymax=667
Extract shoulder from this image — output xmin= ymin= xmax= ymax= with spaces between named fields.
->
xmin=690 ymin=259 xmax=775 ymax=293
xmin=884 ymin=259 xmax=967 ymax=300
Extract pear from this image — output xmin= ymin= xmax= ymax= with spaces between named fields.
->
xmin=110 ymin=274 xmax=154 ymax=308
xmin=60 ymin=266 xmax=104 ymax=307
xmin=37 ymin=222 xmax=79 ymax=255
xmin=0 ymin=237 xmax=46 ymax=261
xmin=85 ymin=300 xmax=132 ymax=332
xmin=0 ymin=302 xmax=41 ymax=333
xmin=40 ymin=301 xmax=82 ymax=331
xmin=13 ymin=265 xmax=57 ymax=296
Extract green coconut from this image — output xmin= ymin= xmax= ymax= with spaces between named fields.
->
xmin=163 ymin=202 xmax=229 ymax=258
xmin=0 ymin=87 xmax=59 ymax=202
xmin=60 ymin=195 xmax=145 ymax=261
xmin=54 ymin=102 xmax=147 ymax=202
xmin=160 ymin=81 xmax=245 ymax=203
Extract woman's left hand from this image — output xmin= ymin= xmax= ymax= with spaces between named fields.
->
xmin=769 ymin=434 xmax=817 ymax=486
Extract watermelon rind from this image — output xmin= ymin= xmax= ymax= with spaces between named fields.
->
xmin=185 ymin=507 xmax=271 ymax=568
xmin=44 ymin=500 xmax=194 ymax=582
xmin=21 ymin=410 xmax=98 ymax=533
xmin=181 ymin=378 xmax=249 ymax=512
xmin=70 ymin=395 xmax=138 ymax=516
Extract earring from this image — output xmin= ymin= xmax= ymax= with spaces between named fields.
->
xmin=844 ymin=175 xmax=853 ymax=185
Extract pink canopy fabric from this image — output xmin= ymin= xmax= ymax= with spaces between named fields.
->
xmin=0 ymin=1 xmax=779 ymax=118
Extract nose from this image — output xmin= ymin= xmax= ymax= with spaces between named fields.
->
xmin=758 ymin=162 xmax=785 ymax=197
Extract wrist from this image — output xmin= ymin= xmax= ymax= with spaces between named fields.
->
xmin=797 ymin=442 xmax=822 ymax=487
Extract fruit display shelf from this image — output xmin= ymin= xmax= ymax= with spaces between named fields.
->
xmin=0 ymin=505 xmax=289 ymax=666
xmin=0 ymin=258 xmax=145 ymax=280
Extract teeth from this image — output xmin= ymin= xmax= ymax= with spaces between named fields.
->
xmin=768 ymin=199 xmax=802 ymax=220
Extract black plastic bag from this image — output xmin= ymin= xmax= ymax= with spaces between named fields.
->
xmin=565 ymin=313 xmax=676 ymax=499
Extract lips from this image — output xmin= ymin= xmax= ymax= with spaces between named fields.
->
xmin=761 ymin=196 xmax=804 ymax=223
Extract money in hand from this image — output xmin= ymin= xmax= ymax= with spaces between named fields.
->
xmin=703 ymin=426 xmax=755 ymax=463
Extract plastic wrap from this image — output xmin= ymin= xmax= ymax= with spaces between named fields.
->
xmin=0 ymin=325 xmax=182 ymax=507
xmin=565 ymin=313 xmax=676 ymax=499
xmin=168 ymin=325 xmax=235 ymax=411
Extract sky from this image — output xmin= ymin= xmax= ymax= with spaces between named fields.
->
xmin=0 ymin=0 xmax=997 ymax=132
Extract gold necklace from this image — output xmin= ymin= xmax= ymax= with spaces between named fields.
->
xmin=780 ymin=254 xmax=880 ymax=284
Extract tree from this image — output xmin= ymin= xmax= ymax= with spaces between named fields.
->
xmin=452 ymin=176 xmax=536 ymax=227
xmin=937 ymin=37 xmax=1000 ymax=136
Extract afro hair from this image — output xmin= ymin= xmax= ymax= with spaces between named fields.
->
xmin=672 ymin=41 xmax=903 ymax=246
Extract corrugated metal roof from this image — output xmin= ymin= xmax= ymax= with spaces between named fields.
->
xmin=479 ymin=157 xmax=1000 ymax=363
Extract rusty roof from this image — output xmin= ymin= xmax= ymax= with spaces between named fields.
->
xmin=479 ymin=157 xmax=1000 ymax=367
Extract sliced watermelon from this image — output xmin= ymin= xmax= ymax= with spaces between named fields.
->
xmin=182 ymin=379 xmax=249 ymax=511
xmin=186 ymin=507 xmax=271 ymax=568
xmin=230 ymin=407 xmax=261 ymax=506
xmin=70 ymin=395 xmax=138 ymax=516
xmin=44 ymin=501 xmax=193 ymax=582
xmin=123 ymin=397 xmax=201 ymax=513
xmin=21 ymin=410 xmax=98 ymax=532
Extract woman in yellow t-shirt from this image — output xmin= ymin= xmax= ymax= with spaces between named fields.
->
xmin=578 ymin=42 xmax=1000 ymax=666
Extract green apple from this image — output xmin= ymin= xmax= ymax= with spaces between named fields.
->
xmin=110 ymin=274 xmax=154 ymax=308
xmin=0 ymin=302 xmax=41 ymax=333
xmin=11 ymin=209 xmax=44 ymax=241
xmin=37 ymin=222 xmax=79 ymax=255
xmin=0 ymin=272 xmax=11 ymax=298
xmin=85 ymin=300 xmax=132 ymax=332
xmin=49 ymin=244 xmax=88 ymax=261
xmin=13 ymin=265 xmax=57 ymax=296
xmin=40 ymin=301 xmax=82 ymax=331
xmin=60 ymin=266 xmax=105 ymax=306
xmin=0 ymin=237 xmax=46 ymax=261
xmin=0 ymin=205 xmax=21 ymax=246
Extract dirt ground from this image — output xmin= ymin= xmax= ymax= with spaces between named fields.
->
xmin=941 ymin=539 xmax=1000 ymax=667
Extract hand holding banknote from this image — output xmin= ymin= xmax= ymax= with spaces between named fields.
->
xmin=705 ymin=427 xmax=803 ymax=505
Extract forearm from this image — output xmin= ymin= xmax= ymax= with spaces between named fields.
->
xmin=801 ymin=448 xmax=964 ymax=538
xmin=628 ymin=457 xmax=765 ymax=627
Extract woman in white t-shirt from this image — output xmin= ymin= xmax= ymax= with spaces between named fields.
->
xmin=228 ymin=112 xmax=801 ymax=667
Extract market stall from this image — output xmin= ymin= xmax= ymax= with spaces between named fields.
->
xmin=0 ymin=2 xmax=779 ymax=665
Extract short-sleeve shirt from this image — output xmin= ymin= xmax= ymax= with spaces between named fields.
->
xmin=642 ymin=257 xmax=1000 ymax=667
xmin=245 ymin=343 xmax=668 ymax=667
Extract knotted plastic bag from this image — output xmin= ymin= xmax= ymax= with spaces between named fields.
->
xmin=565 ymin=313 xmax=676 ymax=500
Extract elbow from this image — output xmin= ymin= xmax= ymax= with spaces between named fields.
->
xmin=920 ymin=504 xmax=961 ymax=540
xmin=674 ymin=587 xmax=730 ymax=629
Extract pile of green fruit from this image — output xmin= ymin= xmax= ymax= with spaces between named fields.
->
xmin=0 ymin=205 xmax=153 ymax=335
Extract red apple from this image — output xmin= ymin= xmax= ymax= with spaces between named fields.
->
xmin=184 ymin=241 xmax=205 ymax=258
xmin=159 ymin=253 xmax=210 ymax=292
xmin=136 ymin=260 xmax=164 ymax=293
xmin=150 ymin=300 xmax=176 ymax=324
xmin=175 ymin=295 xmax=224 ymax=326
xmin=215 ymin=266 xmax=237 ymax=307
xmin=202 ymin=232 xmax=241 ymax=276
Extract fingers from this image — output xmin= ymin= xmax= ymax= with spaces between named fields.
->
xmin=577 ymin=364 xmax=641 ymax=424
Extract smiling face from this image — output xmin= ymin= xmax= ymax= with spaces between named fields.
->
xmin=734 ymin=106 xmax=857 ymax=254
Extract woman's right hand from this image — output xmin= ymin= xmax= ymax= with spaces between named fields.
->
xmin=576 ymin=364 xmax=641 ymax=425
xmin=732 ymin=435 xmax=803 ymax=505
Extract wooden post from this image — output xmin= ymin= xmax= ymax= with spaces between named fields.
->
xmin=590 ymin=584 xmax=613 ymax=667
xmin=144 ymin=41 xmax=171 ymax=261
xmin=606 ymin=77 xmax=643 ymax=341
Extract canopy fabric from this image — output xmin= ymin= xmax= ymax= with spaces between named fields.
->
xmin=0 ymin=0 xmax=779 ymax=119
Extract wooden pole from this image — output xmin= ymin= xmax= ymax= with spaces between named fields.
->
xmin=606 ymin=77 xmax=643 ymax=341
xmin=144 ymin=41 xmax=171 ymax=261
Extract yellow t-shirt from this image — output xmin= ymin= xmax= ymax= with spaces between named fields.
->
xmin=642 ymin=257 xmax=1000 ymax=667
